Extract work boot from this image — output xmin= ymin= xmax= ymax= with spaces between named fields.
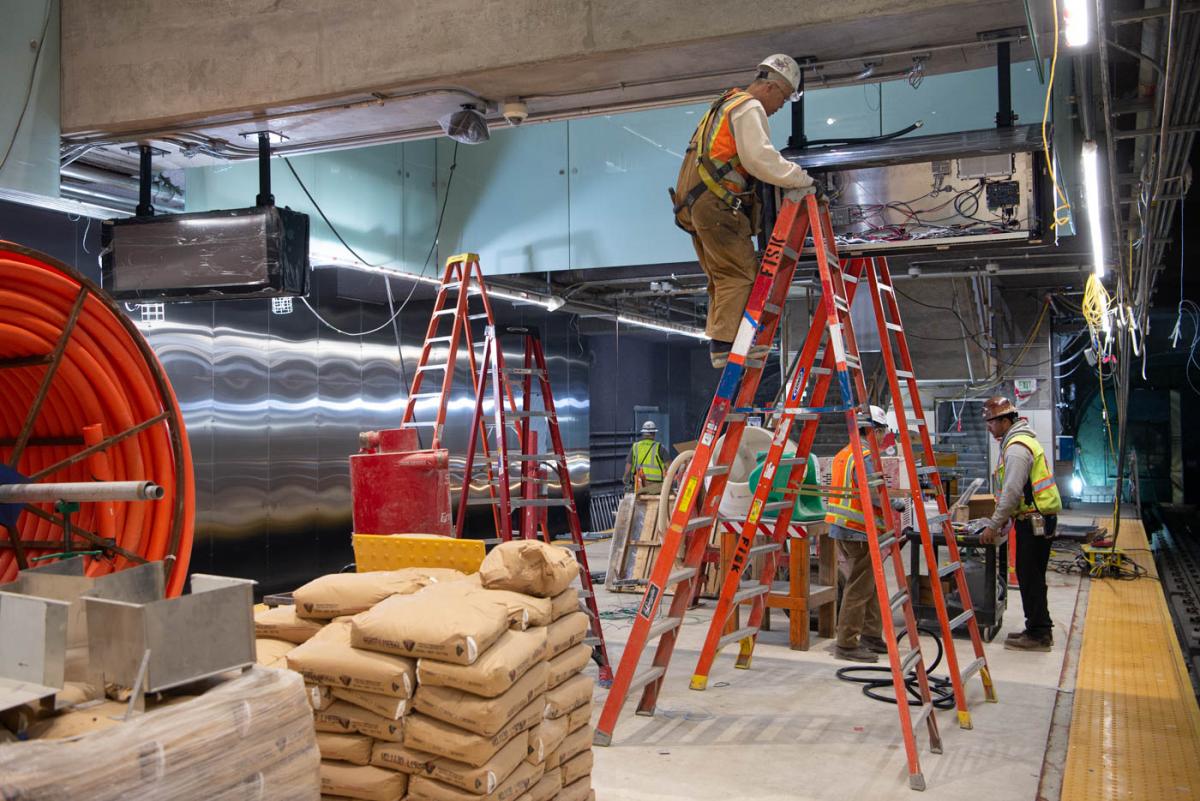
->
xmin=709 ymin=339 xmax=732 ymax=368
xmin=747 ymin=344 xmax=771 ymax=360
xmin=1003 ymin=632 xmax=1052 ymax=652
xmin=859 ymin=635 xmax=889 ymax=654
xmin=834 ymin=644 xmax=879 ymax=663
xmin=1006 ymin=630 xmax=1053 ymax=646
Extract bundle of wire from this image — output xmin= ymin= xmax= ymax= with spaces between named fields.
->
xmin=835 ymin=626 xmax=957 ymax=710
xmin=0 ymin=243 xmax=194 ymax=594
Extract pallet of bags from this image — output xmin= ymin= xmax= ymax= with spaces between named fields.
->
xmin=0 ymin=667 xmax=320 ymax=801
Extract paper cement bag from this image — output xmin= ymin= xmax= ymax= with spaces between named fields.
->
xmin=545 ymin=724 xmax=591 ymax=769
xmin=515 ymin=769 xmax=562 ymax=801
xmin=549 ymin=588 xmax=579 ymax=621
xmin=408 ymin=760 xmax=542 ymax=801
xmin=287 ymin=618 xmax=416 ymax=698
xmin=545 ymin=612 xmax=589 ymax=658
xmin=307 ymin=683 xmax=335 ymax=711
xmin=566 ymin=700 xmax=592 ymax=732
xmin=416 ymin=628 xmax=548 ymax=698
xmin=544 ymin=672 xmax=592 ymax=719
xmin=316 ymin=731 xmax=373 ymax=766
xmin=525 ymin=714 xmax=568 ymax=766
xmin=414 ymin=663 xmax=548 ymax=737
xmin=557 ymin=775 xmax=592 ymax=801
xmin=255 ymin=637 xmax=294 ymax=668
xmin=295 ymin=568 xmax=463 ymax=619
xmin=254 ymin=604 xmax=325 ymax=642
xmin=370 ymin=741 xmax=437 ymax=774
xmin=320 ymin=759 xmax=409 ymax=801
xmin=560 ymin=750 xmax=593 ymax=786
xmin=352 ymin=583 xmax=510 ymax=665
xmin=332 ymin=686 xmax=409 ymax=719
xmin=546 ymin=643 xmax=591 ymax=689
xmin=428 ymin=734 xmax=528 ymax=794
xmin=315 ymin=700 xmax=405 ymax=742
xmin=404 ymin=701 xmax=544 ymax=767
xmin=479 ymin=541 xmax=578 ymax=598
xmin=467 ymin=587 xmax=551 ymax=629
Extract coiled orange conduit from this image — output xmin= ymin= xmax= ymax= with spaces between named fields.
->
xmin=0 ymin=242 xmax=193 ymax=595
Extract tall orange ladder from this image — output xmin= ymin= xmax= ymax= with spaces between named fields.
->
xmin=593 ymin=196 xmax=996 ymax=791
xmin=460 ymin=323 xmax=614 ymax=683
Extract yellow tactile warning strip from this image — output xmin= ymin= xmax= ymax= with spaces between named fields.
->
xmin=1062 ymin=520 xmax=1200 ymax=800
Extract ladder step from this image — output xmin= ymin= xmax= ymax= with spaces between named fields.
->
xmin=468 ymin=313 xmax=490 ymax=320
xmin=492 ymin=478 xmax=559 ymax=487
xmin=885 ymin=322 xmax=904 ymax=332
xmin=705 ymin=464 xmax=731 ymax=477
xmin=508 ymin=410 xmax=554 ymax=418
xmin=647 ymin=615 xmax=683 ymax=640
xmin=550 ymin=540 xmax=582 ymax=552
xmin=937 ymin=561 xmax=962 ymax=578
xmin=889 ymin=589 xmax=910 ymax=611
xmin=403 ymin=421 xmax=437 ymax=427
xmin=481 ymin=538 xmax=504 ymax=545
xmin=763 ymin=302 xmax=782 ymax=314
xmin=510 ymin=453 xmax=565 ymax=462
xmin=896 ymin=370 xmax=915 ymax=380
xmin=627 ymin=666 xmax=666 ymax=694
xmin=504 ymin=368 xmax=546 ymax=376
xmin=915 ymin=466 xmax=941 ymax=477
xmin=717 ymin=626 xmax=759 ymax=650
xmin=583 ymin=636 xmax=601 ymax=646
xmin=510 ymin=498 xmax=572 ymax=508
xmin=912 ymin=702 xmax=934 ymax=728
xmin=961 ymin=657 xmax=986 ymax=682
xmin=833 ymin=297 xmax=850 ymax=312
xmin=409 ymin=392 xmax=442 ymax=399
xmin=747 ymin=543 xmax=782 ymax=558
xmin=432 ymin=307 xmax=457 ymax=316
xmin=578 ymin=590 xmax=592 ymax=599
xmin=776 ymin=456 xmax=806 ymax=467
xmin=878 ymin=282 xmax=895 ymax=294
xmin=948 ymin=610 xmax=974 ymax=629
xmin=417 ymin=363 xmax=449 ymax=372
xmin=426 ymin=335 xmax=454 ymax=344
xmin=467 ymin=498 xmax=501 ymax=506
xmin=667 ymin=567 xmax=699 ymax=585
xmin=876 ymin=534 xmax=898 ymax=552
xmin=744 ymin=358 xmax=767 ymax=369
xmin=810 ymin=367 xmax=832 ymax=376
xmin=684 ymin=516 xmax=715 ymax=532
xmin=731 ymin=583 xmax=770 ymax=604
xmin=762 ymin=501 xmax=792 ymax=512
xmin=900 ymin=647 xmax=923 ymax=674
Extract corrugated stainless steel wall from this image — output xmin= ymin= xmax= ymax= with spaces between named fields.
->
xmin=139 ymin=265 xmax=590 ymax=595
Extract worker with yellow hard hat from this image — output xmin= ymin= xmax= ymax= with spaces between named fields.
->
xmin=978 ymin=396 xmax=1062 ymax=652
xmin=671 ymin=54 xmax=817 ymax=368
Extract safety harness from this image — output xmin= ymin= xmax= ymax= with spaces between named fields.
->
xmin=670 ymin=89 xmax=758 ymax=219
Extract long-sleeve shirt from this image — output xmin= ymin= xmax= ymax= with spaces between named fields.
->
xmin=988 ymin=427 xmax=1036 ymax=530
xmin=728 ymin=100 xmax=813 ymax=189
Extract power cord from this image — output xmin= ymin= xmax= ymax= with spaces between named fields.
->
xmin=835 ymin=626 xmax=957 ymax=709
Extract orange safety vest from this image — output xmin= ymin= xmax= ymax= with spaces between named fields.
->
xmin=671 ymin=89 xmax=758 ymax=218
xmin=824 ymin=443 xmax=883 ymax=533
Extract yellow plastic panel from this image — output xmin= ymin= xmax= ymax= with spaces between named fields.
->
xmin=353 ymin=534 xmax=485 ymax=574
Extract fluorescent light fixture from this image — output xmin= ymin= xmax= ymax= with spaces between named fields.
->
xmin=1081 ymin=141 xmax=1106 ymax=279
xmin=616 ymin=314 xmax=707 ymax=339
xmin=1063 ymin=0 xmax=1090 ymax=47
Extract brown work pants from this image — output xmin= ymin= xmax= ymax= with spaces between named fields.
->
xmin=687 ymin=192 xmax=758 ymax=343
xmin=836 ymin=538 xmax=883 ymax=648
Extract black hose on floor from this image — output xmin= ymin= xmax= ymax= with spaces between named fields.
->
xmin=834 ymin=626 xmax=958 ymax=710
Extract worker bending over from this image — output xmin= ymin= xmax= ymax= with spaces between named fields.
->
xmin=624 ymin=420 xmax=668 ymax=494
xmin=672 ymin=54 xmax=816 ymax=368
xmin=825 ymin=406 xmax=891 ymax=663
xmin=978 ymin=397 xmax=1062 ymax=652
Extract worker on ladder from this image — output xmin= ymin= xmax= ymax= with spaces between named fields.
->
xmin=978 ymin=396 xmax=1062 ymax=652
xmin=624 ymin=421 xmax=668 ymax=495
xmin=825 ymin=405 xmax=892 ymax=663
xmin=670 ymin=54 xmax=817 ymax=368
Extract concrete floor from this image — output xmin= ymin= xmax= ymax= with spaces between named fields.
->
xmin=584 ymin=531 xmax=1087 ymax=801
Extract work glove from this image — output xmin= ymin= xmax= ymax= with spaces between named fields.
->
xmin=782 ymin=184 xmax=817 ymax=205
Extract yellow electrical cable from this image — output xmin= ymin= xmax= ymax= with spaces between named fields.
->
xmin=1043 ymin=0 xmax=1073 ymax=230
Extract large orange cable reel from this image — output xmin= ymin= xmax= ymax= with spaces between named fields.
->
xmin=0 ymin=242 xmax=194 ymax=595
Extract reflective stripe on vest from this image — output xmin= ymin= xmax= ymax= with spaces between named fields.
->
xmin=631 ymin=439 xmax=666 ymax=482
xmin=824 ymin=445 xmax=874 ymax=533
xmin=692 ymin=90 xmax=756 ymax=209
xmin=995 ymin=431 xmax=1063 ymax=516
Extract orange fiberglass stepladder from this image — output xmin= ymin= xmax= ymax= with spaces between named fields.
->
xmin=400 ymin=253 xmax=612 ymax=683
xmin=592 ymin=196 xmax=997 ymax=791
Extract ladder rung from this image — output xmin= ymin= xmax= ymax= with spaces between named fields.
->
xmin=467 ymin=498 xmax=501 ymax=506
xmin=578 ymin=590 xmax=592 ymax=599
xmin=510 ymin=453 xmax=565 ymax=462
xmin=726 ymin=413 xmax=746 ymax=423
xmin=510 ymin=498 xmax=571 ymax=508
xmin=915 ymin=466 xmax=941 ymax=477
xmin=885 ymin=322 xmax=904 ymax=332
xmin=628 ymin=666 xmax=667 ymax=694
xmin=409 ymin=392 xmax=442 ymax=399
xmin=900 ymin=647 xmax=922 ymax=674
xmin=717 ymin=626 xmax=759 ymax=650
xmin=481 ymin=538 xmax=504 ymax=545
xmin=744 ymin=358 xmax=766 ymax=369
xmin=842 ymin=273 xmax=858 ymax=284
xmin=551 ymin=540 xmax=582 ymax=552
xmin=508 ymin=410 xmax=553 ymax=418
xmin=403 ymin=421 xmax=436 ymax=427
xmin=810 ymin=367 xmax=832 ymax=376
xmin=824 ymin=250 xmax=841 ymax=266
xmin=776 ymin=456 xmax=806 ymax=466
xmin=762 ymin=501 xmax=791 ymax=512
xmin=844 ymin=354 xmax=860 ymax=367
xmin=705 ymin=464 xmax=731 ymax=477
xmin=582 ymin=636 xmax=601 ymax=646
xmin=908 ymin=419 xmax=928 ymax=429
xmin=833 ymin=296 xmax=850 ymax=312
xmin=783 ymin=411 xmax=818 ymax=422
xmin=878 ymin=282 xmax=895 ymax=294
xmin=432 ymin=308 xmax=457 ymax=316
xmin=647 ymin=615 xmax=683 ymax=640
xmin=468 ymin=313 xmax=490 ymax=320
xmin=961 ymin=657 xmax=986 ymax=682
xmin=667 ymin=567 xmax=698 ymax=585
xmin=748 ymin=543 xmax=782 ymax=558
xmin=896 ymin=370 xmax=915 ymax=380
xmin=417 ymin=363 xmax=449 ymax=371
xmin=684 ymin=516 xmax=715 ymax=532
xmin=763 ymin=302 xmax=782 ymax=314
xmin=876 ymin=534 xmax=898 ymax=552
xmin=731 ymin=583 xmax=770 ymax=604
xmin=948 ymin=610 xmax=974 ymax=629
xmin=426 ymin=335 xmax=454 ymax=344
xmin=889 ymin=589 xmax=909 ymax=612
xmin=937 ymin=561 xmax=962 ymax=578
xmin=504 ymin=368 xmax=546 ymax=376
xmin=912 ymin=702 xmax=934 ymax=728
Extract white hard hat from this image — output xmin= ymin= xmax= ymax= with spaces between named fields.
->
xmin=758 ymin=54 xmax=803 ymax=100
xmin=868 ymin=405 xmax=888 ymax=428
xmin=641 ymin=420 xmax=658 ymax=434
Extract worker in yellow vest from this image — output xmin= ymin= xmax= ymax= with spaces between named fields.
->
xmin=623 ymin=421 xmax=668 ymax=494
xmin=671 ymin=54 xmax=817 ymax=368
xmin=979 ymin=396 xmax=1062 ymax=652
xmin=825 ymin=405 xmax=891 ymax=663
